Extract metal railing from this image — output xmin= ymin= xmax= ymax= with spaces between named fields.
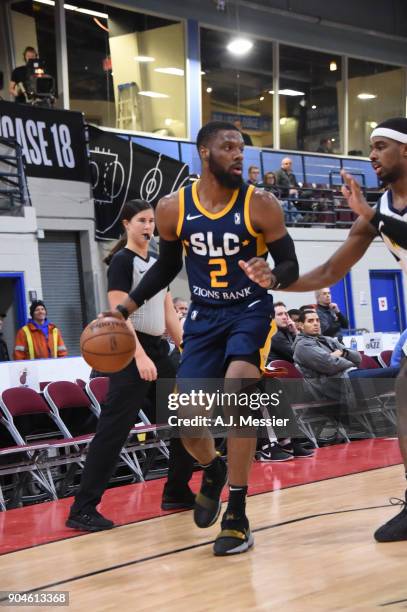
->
xmin=0 ymin=136 xmax=30 ymax=213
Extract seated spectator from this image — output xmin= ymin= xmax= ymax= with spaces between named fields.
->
xmin=315 ymin=287 xmax=349 ymax=341
xmin=0 ymin=314 xmax=10 ymax=362
xmin=247 ymin=165 xmax=260 ymax=186
xmin=260 ymin=172 xmax=280 ymax=197
xmin=173 ymin=297 xmax=189 ymax=321
xmin=293 ymin=309 xmax=361 ymax=402
xmin=268 ymin=302 xmax=298 ymax=363
xmin=287 ymin=308 xmax=301 ymax=332
xmin=274 ymin=157 xmax=299 ymax=199
xmin=14 ymin=300 xmax=67 ymax=360
xmin=260 ymin=302 xmax=314 ymax=461
xmin=391 ymin=328 xmax=407 ymax=368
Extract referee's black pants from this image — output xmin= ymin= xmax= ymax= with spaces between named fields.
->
xmin=71 ymin=333 xmax=194 ymax=513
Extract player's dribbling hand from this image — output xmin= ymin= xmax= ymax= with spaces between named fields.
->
xmin=340 ymin=169 xmax=374 ymax=221
xmin=97 ymin=310 xmax=124 ymax=320
xmin=238 ymin=258 xmax=274 ymax=288
xmin=136 ymin=353 xmax=158 ymax=381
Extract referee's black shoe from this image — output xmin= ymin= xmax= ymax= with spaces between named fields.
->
xmin=66 ymin=508 xmax=114 ymax=532
xmin=194 ymin=456 xmax=227 ymax=528
xmin=213 ymin=511 xmax=254 ymax=556
xmin=161 ymin=486 xmax=196 ymax=510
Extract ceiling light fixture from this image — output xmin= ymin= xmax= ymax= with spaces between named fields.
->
xmin=206 ymin=87 xmax=213 ymax=93
xmin=279 ymin=89 xmax=305 ymax=96
xmin=154 ymin=67 xmax=184 ymax=76
xmin=259 ymin=96 xmax=265 ymax=101
xmin=329 ymin=61 xmax=337 ymax=72
xmin=33 ymin=0 xmax=108 ymax=18
xmin=312 ymin=104 xmax=317 ymax=109
xmin=138 ymin=91 xmax=169 ymax=98
xmin=357 ymin=93 xmax=377 ymax=100
xmin=226 ymin=38 xmax=253 ymax=55
xmin=134 ymin=56 xmax=155 ymax=63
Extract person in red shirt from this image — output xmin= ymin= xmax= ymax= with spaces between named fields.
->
xmin=14 ymin=300 xmax=67 ymax=360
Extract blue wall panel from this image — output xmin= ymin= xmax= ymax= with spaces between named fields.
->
xmin=303 ymin=155 xmax=341 ymax=186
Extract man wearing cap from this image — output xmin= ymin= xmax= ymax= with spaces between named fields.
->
xmin=0 ymin=314 xmax=10 ymax=362
xmin=14 ymin=300 xmax=68 ymax=360
xmin=284 ymin=117 xmax=407 ymax=543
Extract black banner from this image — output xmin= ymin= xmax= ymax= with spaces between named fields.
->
xmin=89 ymin=125 xmax=189 ymax=240
xmin=0 ymin=101 xmax=88 ymax=182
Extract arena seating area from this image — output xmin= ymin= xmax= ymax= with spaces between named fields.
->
xmin=0 ymin=347 xmax=396 ymax=511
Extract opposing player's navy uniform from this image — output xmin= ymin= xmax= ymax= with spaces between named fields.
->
xmin=375 ymin=190 xmax=407 ymax=274
xmin=177 ymin=181 xmax=274 ymax=378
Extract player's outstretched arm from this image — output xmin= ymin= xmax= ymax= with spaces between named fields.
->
xmin=239 ymin=189 xmax=299 ymax=289
xmin=284 ymin=216 xmax=377 ymax=292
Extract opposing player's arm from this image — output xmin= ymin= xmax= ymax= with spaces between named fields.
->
xmin=112 ymin=193 xmax=183 ymax=318
xmin=284 ymin=216 xmax=376 ymax=292
xmin=239 ymin=189 xmax=299 ymax=289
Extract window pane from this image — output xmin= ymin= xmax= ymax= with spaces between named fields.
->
xmin=10 ymin=1 xmax=57 ymax=105
xmin=201 ymin=28 xmax=273 ymax=148
xmin=66 ymin=2 xmax=187 ymax=137
xmin=280 ymin=45 xmax=342 ymax=154
xmin=348 ymin=59 xmax=405 ymax=157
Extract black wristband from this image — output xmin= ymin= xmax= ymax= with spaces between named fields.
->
xmin=116 ymin=304 xmax=129 ymax=320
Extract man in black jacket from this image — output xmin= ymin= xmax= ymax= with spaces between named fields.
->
xmin=315 ymin=287 xmax=349 ymax=340
xmin=268 ymin=302 xmax=298 ymax=363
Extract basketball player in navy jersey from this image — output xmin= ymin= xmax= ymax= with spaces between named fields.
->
xmin=286 ymin=117 xmax=407 ymax=543
xmin=105 ymin=121 xmax=299 ymax=556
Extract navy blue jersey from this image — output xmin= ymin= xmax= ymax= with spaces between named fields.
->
xmin=177 ymin=182 xmax=268 ymax=306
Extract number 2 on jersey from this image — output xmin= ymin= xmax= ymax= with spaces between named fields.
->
xmin=209 ymin=258 xmax=228 ymax=288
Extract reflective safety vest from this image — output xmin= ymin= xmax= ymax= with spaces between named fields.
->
xmin=22 ymin=325 xmax=59 ymax=359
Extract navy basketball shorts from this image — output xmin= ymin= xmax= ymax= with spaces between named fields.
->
xmin=178 ymin=294 xmax=274 ymax=379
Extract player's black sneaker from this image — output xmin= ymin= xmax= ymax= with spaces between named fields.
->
xmin=213 ymin=511 xmax=254 ymax=556
xmin=374 ymin=491 xmax=407 ymax=542
xmin=194 ymin=456 xmax=227 ymax=528
xmin=161 ymin=486 xmax=196 ymax=510
xmin=283 ymin=441 xmax=315 ymax=458
xmin=66 ymin=508 xmax=114 ymax=532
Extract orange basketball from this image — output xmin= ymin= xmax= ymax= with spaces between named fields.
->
xmin=80 ymin=317 xmax=136 ymax=373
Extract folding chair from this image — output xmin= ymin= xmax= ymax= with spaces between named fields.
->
xmin=359 ymin=354 xmax=380 ymax=369
xmin=45 ymin=381 xmax=146 ymax=481
xmin=86 ymin=377 xmax=169 ymax=469
xmin=378 ymin=350 xmax=392 ymax=368
xmin=0 ymin=387 xmax=77 ymax=502
xmin=266 ymin=360 xmax=350 ymax=447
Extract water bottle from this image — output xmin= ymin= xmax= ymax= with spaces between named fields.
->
xmin=350 ymin=337 xmax=357 ymax=350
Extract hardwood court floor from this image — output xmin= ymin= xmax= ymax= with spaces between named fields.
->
xmin=1 ymin=440 xmax=407 ymax=611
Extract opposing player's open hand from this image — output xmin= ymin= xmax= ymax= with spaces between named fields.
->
xmin=340 ymin=169 xmax=374 ymax=221
xmin=238 ymin=258 xmax=273 ymax=288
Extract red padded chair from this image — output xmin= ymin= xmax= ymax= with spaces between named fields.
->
xmin=85 ymin=377 xmax=109 ymax=417
xmin=0 ymin=387 xmax=82 ymax=501
xmin=359 ymin=354 xmax=380 ymax=369
xmin=265 ymin=359 xmax=303 ymax=379
xmin=378 ymin=350 xmax=392 ymax=368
